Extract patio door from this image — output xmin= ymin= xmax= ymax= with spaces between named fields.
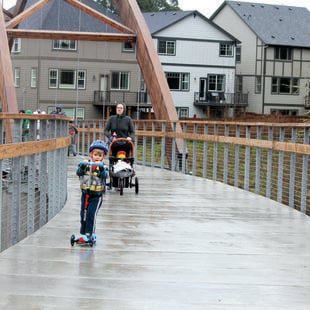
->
xmin=199 ymin=78 xmax=208 ymax=101
xmin=100 ymin=75 xmax=108 ymax=103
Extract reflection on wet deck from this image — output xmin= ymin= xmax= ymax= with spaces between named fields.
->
xmin=0 ymin=156 xmax=310 ymax=309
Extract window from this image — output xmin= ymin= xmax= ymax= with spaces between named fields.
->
xmin=271 ymin=77 xmax=299 ymax=94
xmin=275 ymin=46 xmax=292 ymax=60
xmin=14 ymin=68 xmax=20 ymax=87
xmin=166 ymin=72 xmax=189 ymax=91
xmin=59 ymin=70 xmax=75 ymax=89
xmin=235 ymin=75 xmax=242 ymax=93
xmin=270 ymin=109 xmax=298 ymax=116
xmin=49 ymin=69 xmax=86 ymax=89
xmin=49 ymin=69 xmax=58 ymax=88
xmin=220 ymin=43 xmax=233 ymax=57
xmin=11 ymin=38 xmax=21 ymax=53
xmin=123 ymin=42 xmax=135 ymax=52
xmin=208 ymin=75 xmax=225 ymax=92
xmin=255 ymin=76 xmax=261 ymax=93
xmin=53 ymin=40 xmax=77 ymax=50
xmin=236 ymin=45 xmax=241 ymax=62
xmin=31 ymin=68 xmax=37 ymax=88
xmin=140 ymin=76 xmax=146 ymax=91
xmin=47 ymin=107 xmax=85 ymax=119
xmin=77 ymin=71 xmax=86 ymax=89
xmin=176 ymin=107 xmax=189 ymax=118
xmin=76 ymin=107 xmax=85 ymax=119
xmin=158 ymin=39 xmax=176 ymax=55
xmin=111 ymin=72 xmax=129 ymax=90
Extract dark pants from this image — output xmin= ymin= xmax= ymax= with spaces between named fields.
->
xmin=80 ymin=193 xmax=103 ymax=235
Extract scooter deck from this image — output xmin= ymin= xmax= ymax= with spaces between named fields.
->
xmin=70 ymin=234 xmax=96 ymax=247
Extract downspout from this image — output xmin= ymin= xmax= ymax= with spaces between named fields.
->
xmin=262 ymin=44 xmax=268 ymax=114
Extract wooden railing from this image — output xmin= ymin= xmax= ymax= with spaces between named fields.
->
xmin=1 ymin=115 xmax=310 ymax=252
xmin=0 ymin=113 xmax=70 ymax=252
xmin=76 ymin=119 xmax=310 ymax=216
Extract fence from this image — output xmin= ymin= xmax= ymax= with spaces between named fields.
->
xmin=1 ymin=116 xmax=309 ymax=252
xmin=0 ymin=113 xmax=70 ymax=252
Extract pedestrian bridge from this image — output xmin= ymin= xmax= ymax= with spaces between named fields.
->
xmin=0 ymin=155 xmax=310 ymax=309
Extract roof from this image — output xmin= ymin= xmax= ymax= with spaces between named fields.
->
xmin=143 ymin=10 xmax=193 ymax=34
xmin=10 ymin=1 xmax=239 ymax=42
xmin=143 ymin=10 xmax=239 ymax=42
xmin=211 ymin=1 xmax=310 ymax=48
xmin=16 ymin=0 xmax=121 ymax=33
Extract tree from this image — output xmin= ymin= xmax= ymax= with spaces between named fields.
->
xmin=97 ymin=0 xmax=180 ymax=13
xmin=136 ymin=0 xmax=180 ymax=11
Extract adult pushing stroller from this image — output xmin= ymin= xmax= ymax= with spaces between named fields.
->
xmin=108 ymin=138 xmax=138 ymax=195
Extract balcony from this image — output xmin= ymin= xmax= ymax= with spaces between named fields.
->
xmin=193 ymin=92 xmax=248 ymax=107
xmin=93 ymin=91 xmax=151 ymax=108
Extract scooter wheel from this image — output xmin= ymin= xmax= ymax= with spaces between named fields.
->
xmin=70 ymin=234 xmax=75 ymax=246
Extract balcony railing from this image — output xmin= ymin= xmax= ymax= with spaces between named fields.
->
xmin=93 ymin=90 xmax=150 ymax=106
xmin=194 ymin=92 xmax=248 ymax=107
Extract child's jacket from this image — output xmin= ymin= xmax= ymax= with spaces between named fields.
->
xmin=76 ymin=162 xmax=107 ymax=195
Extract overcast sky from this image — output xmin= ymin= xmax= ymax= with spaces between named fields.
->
xmin=2 ymin=0 xmax=310 ymax=17
xmin=178 ymin=0 xmax=310 ymax=17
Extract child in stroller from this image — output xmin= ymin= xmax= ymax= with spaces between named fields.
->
xmin=108 ymin=138 xmax=138 ymax=195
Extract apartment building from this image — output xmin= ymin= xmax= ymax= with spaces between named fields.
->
xmin=9 ymin=0 xmax=247 ymax=119
xmin=211 ymin=1 xmax=310 ymax=115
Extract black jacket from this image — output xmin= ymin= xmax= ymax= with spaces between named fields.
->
xmin=104 ymin=108 xmax=135 ymax=140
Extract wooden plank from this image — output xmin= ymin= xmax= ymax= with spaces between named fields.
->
xmin=112 ymin=0 xmax=178 ymax=122
xmin=0 ymin=10 xmax=18 ymax=113
xmin=5 ymin=0 xmax=50 ymax=29
xmin=0 ymin=136 xmax=70 ymax=159
xmin=6 ymin=29 xmax=136 ymax=42
xmin=64 ymin=0 xmax=134 ymax=34
xmin=2 ymin=8 xmax=14 ymax=19
xmin=11 ymin=0 xmax=28 ymax=19
xmin=112 ymin=0 xmax=184 ymax=155
xmin=6 ymin=0 xmax=135 ymax=35
xmin=136 ymin=129 xmax=310 ymax=155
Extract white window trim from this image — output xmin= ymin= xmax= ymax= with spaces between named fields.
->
xmin=49 ymin=69 xmax=86 ymax=89
xmin=53 ymin=40 xmax=77 ymax=51
xmin=14 ymin=68 xmax=20 ymax=87
xmin=31 ymin=68 xmax=37 ymax=88
xmin=11 ymin=38 xmax=21 ymax=53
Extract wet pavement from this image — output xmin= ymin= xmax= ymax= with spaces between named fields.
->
xmin=0 ymin=155 xmax=310 ymax=309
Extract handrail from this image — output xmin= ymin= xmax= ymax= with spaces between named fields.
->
xmin=1 ymin=116 xmax=309 ymax=253
xmin=0 ymin=114 xmax=70 ymax=252
xmin=76 ymin=119 xmax=310 ymax=215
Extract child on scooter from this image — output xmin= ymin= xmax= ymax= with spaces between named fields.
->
xmin=75 ymin=140 xmax=108 ymax=244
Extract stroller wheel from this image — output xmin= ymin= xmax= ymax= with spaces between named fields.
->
xmin=119 ymin=178 xmax=124 ymax=196
xmin=135 ymin=177 xmax=139 ymax=194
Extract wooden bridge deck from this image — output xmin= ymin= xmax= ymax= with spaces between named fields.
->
xmin=0 ymin=156 xmax=310 ymax=309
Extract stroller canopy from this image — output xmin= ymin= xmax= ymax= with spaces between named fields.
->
xmin=109 ymin=138 xmax=134 ymax=159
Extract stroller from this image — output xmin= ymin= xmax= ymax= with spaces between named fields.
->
xmin=108 ymin=138 xmax=139 ymax=195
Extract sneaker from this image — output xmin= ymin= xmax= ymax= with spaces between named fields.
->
xmin=92 ymin=234 xmax=97 ymax=242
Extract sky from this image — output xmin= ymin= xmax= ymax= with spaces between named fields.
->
xmin=2 ymin=0 xmax=310 ymax=17
xmin=178 ymin=0 xmax=310 ymax=17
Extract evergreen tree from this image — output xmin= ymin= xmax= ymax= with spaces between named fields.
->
xmin=97 ymin=0 xmax=180 ymax=13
